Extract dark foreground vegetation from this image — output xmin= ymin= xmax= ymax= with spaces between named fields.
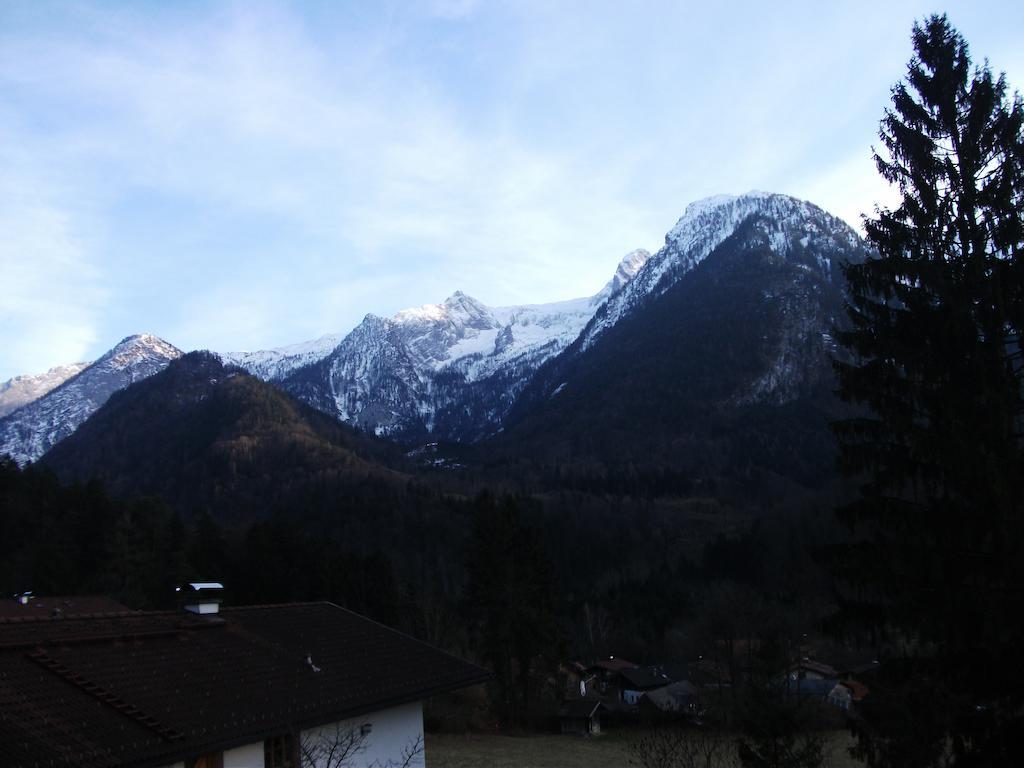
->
xmin=1 ymin=14 xmax=1021 ymax=768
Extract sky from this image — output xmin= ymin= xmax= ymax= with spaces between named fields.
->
xmin=1 ymin=1 xmax=1022 ymax=380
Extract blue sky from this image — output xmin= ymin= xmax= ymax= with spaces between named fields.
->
xmin=1 ymin=0 xmax=1021 ymax=380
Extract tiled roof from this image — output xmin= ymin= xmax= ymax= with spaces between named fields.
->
xmin=0 ymin=595 xmax=129 ymax=619
xmin=795 ymin=659 xmax=838 ymax=677
xmin=0 ymin=602 xmax=490 ymax=768
xmin=619 ymin=666 xmax=670 ymax=690
xmin=641 ymin=680 xmax=698 ymax=712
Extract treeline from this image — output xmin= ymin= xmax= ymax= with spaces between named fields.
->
xmin=0 ymin=456 xmax=847 ymax=731
xmin=0 ymin=457 xmax=412 ymax=620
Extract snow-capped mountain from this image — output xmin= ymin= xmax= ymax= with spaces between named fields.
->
xmin=220 ymin=333 xmax=344 ymax=381
xmin=578 ymin=191 xmax=861 ymax=350
xmin=0 ymin=191 xmax=866 ymax=461
xmin=276 ymin=249 xmax=651 ymax=440
xmin=498 ymin=192 xmax=871 ymax=471
xmin=0 ymin=362 xmax=92 ymax=418
xmin=539 ymin=191 xmax=867 ymax=411
xmin=248 ymin=192 xmax=865 ymax=443
xmin=0 ymin=334 xmax=181 ymax=464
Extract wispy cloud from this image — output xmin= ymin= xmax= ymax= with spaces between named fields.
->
xmin=0 ymin=156 xmax=107 ymax=376
xmin=1 ymin=0 xmax=1020 ymax=377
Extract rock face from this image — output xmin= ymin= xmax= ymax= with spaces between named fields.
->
xmin=271 ymin=192 xmax=866 ymax=443
xmin=0 ymin=362 xmax=92 ymax=418
xmin=219 ymin=334 xmax=344 ymax=382
xmin=495 ymin=192 xmax=871 ymax=479
xmin=257 ymin=250 xmax=652 ymax=441
xmin=0 ymin=334 xmax=181 ymax=464
xmin=578 ymin=192 xmax=862 ymax=351
xmin=1 ymin=191 xmax=869 ymax=462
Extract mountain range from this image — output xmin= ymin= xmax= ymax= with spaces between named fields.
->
xmin=0 ymin=334 xmax=181 ymax=464
xmin=494 ymin=194 xmax=869 ymax=493
xmin=0 ymin=362 xmax=91 ymax=418
xmin=1 ymin=192 xmax=868 ymax=479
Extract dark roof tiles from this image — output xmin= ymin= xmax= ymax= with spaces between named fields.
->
xmin=0 ymin=602 xmax=489 ymax=768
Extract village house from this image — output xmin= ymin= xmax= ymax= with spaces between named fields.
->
xmin=0 ymin=586 xmax=489 ymax=768
xmin=584 ymin=656 xmax=639 ymax=697
xmin=618 ymin=667 xmax=671 ymax=706
xmin=638 ymin=680 xmax=700 ymax=722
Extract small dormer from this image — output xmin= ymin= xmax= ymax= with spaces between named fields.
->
xmin=177 ymin=582 xmax=224 ymax=615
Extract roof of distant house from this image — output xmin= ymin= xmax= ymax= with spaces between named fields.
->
xmin=0 ymin=601 xmax=490 ymax=768
xmin=846 ymin=659 xmax=881 ymax=678
xmin=791 ymin=659 xmax=839 ymax=677
xmin=641 ymin=680 xmax=699 ymax=711
xmin=0 ymin=594 xmax=129 ymax=618
xmin=783 ymin=677 xmax=837 ymax=697
xmin=619 ymin=666 xmax=670 ymax=690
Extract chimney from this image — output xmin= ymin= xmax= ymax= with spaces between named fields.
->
xmin=177 ymin=582 xmax=224 ymax=615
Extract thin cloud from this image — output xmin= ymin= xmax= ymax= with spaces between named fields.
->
xmin=1 ymin=0 xmax=1020 ymax=375
xmin=0 ymin=168 xmax=107 ymax=378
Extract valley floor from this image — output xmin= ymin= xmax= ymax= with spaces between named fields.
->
xmin=425 ymin=730 xmax=865 ymax=768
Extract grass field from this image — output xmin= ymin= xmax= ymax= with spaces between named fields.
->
xmin=425 ymin=730 xmax=865 ymax=768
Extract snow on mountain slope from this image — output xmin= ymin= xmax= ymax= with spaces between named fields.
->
xmin=0 ymin=362 xmax=92 ymax=418
xmin=0 ymin=334 xmax=181 ymax=464
xmin=501 ymin=192 xmax=871 ymax=455
xmin=578 ymin=192 xmax=860 ymax=350
xmin=277 ymin=194 xmax=860 ymax=442
xmin=279 ymin=249 xmax=651 ymax=439
xmin=220 ymin=333 xmax=344 ymax=381
xmin=0 ymin=192 xmax=864 ymax=458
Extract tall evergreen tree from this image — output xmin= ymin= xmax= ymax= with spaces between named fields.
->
xmin=463 ymin=493 xmax=561 ymax=728
xmin=833 ymin=14 xmax=1024 ymax=767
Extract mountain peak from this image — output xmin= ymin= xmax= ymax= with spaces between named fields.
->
xmin=577 ymin=191 xmax=864 ymax=352
xmin=0 ymin=361 xmax=92 ymax=419
xmin=97 ymin=334 xmax=182 ymax=373
xmin=594 ymin=248 xmax=652 ymax=304
xmin=444 ymin=290 xmax=486 ymax=310
xmin=0 ymin=333 xmax=182 ymax=465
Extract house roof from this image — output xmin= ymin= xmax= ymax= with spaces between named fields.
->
xmin=619 ymin=666 xmax=670 ymax=690
xmin=641 ymin=680 xmax=698 ymax=711
xmin=0 ymin=594 xmax=129 ymax=619
xmin=792 ymin=659 xmax=838 ymax=677
xmin=782 ymin=677 xmax=837 ymax=697
xmin=0 ymin=601 xmax=490 ymax=768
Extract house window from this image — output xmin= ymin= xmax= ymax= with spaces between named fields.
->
xmin=187 ymin=755 xmax=223 ymax=768
xmin=265 ymin=733 xmax=298 ymax=768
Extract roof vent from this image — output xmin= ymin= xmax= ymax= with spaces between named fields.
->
xmin=176 ymin=582 xmax=224 ymax=615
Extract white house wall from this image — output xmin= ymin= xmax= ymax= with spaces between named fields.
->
xmin=301 ymin=701 xmax=425 ymax=768
xmin=224 ymin=742 xmax=266 ymax=767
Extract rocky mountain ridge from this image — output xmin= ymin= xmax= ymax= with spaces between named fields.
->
xmin=265 ymin=249 xmax=651 ymax=440
xmin=0 ymin=334 xmax=181 ymax=464
xmin=1 ymin=192 xmax=867 ymax=461
xmin=0 ymin=362 xmax=92 ymax=418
